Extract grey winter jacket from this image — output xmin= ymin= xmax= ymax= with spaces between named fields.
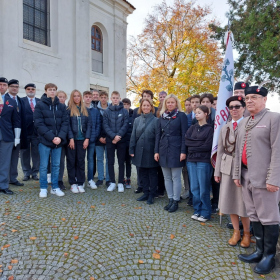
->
xmin=129 ymin=113 xmax=159 ymax=168
xmin=103 ymin=102 xmax=129 ymax=142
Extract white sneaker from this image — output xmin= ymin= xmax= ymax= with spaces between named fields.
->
xmin=118 ymin=183 xmax=124 ymax=193
xmin=77 ymin=184 xmax=85 ymax=193
xmin=88 ymin=180 xmax=97 ymax=189
xmin=47 ymin=173 xmax=51 ymax=184
xmin=71 ymin=184 xmax=79 ymax=193
xmin=191 ymin=213 xmax=200 ymax=220
xmin=39 ymin=189 xmax=48 ymax=198
xmin=50 ymin=188 xmax=65 ymax=197
xmin=107 ymin=182 xmax=116 ymax=192
xmin=197 ymin=216 xmax=208 ymax=222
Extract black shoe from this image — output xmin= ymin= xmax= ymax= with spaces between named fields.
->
xmin=254 ymin=224 xmax=279 ymax=275
xmin=211 ymin=203 xmax=218 ymax=214
xmin=10 ymin=181 xmax=24 ymax=186
xmin=137 ymin=193 xmax=149 ymax=201
xmin=134 ymin=187 xmax=143 ymax=194
xmin=0 ymin=188 xmax=14 ymax=195
xmin=147 ymin=195 xmax=154 ymax=205
xmin=23 ymin=176 xmax=30 ymax=181
xmin=238 ymin=222 xmax=264 ymax=263
xmin=106 ymin=181 xmax=111 ymax=187
xmin=186 ymin=198 xmax=193 ymax=206
xmin=32 ymin=175 xmax=39 ymax=180
xmin=164 ymin=198 xmax=174 ymax=211
xmin=168 ymin=200 xmax=179 ymax=213
xmin=96 ymin=180 xmax=104 ymax=186
xmin=58 ymin=181 xmax=66 ymax=191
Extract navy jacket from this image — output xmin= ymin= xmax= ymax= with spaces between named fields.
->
xmin=186 ymin=112 xmax=193 ymax=130
xmin=15 ymin=96 xmax=28 ymax=149
xmin=103 ymin=102 xmax=129 ymax=143
xmin=123 ymin=108 xmax=133 ymax=147
xmin=155 ymin=112 xmax=187 ymax=168
xmin=0 ymin=94 xmax=21 ymax=142
xmin=88 ymin=107 xmax=101 ymax=143
xmin=185 ymin=123 xmax=214 ymax=163
xmin=34 ymin=95 xmax=69 ymax=148
xmin=21 ymin=96 xmax=40 ymax=137
xmin=67 ymin=108 xmax=92 ymax=141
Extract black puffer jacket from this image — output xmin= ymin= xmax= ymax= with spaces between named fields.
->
xmin=67 ymin=108 xmax=92 ymax=140
xmin=103 ymin=102 xmax=129 ymax=142
xmin=123 ymin=108 xmax=133 ymax=147
xmin=34 ymin=95 xmax=69 ymax=148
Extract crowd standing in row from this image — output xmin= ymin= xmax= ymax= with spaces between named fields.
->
xmin=0 ymin=77 xmax=279 ymax=275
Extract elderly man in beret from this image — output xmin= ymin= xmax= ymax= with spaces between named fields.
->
xmin=0 ymin=78 xmax=21 ymax=194
xmin=233 ymin=85 xmax=280 ymax=274
xmin=0 ymin=77 xmax=8 ymax=95
xmin=20 ymin=83 xmax=40 ymax=181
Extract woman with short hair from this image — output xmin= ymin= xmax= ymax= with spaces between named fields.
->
xmin=67 ymin=90 xmax=92 ymax=193
xmin=155 ymin=94 xmax=187 ymax=212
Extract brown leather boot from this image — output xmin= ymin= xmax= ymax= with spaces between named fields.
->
xmin=228 ymin=229 xmax=241 ymax=246
xmin=240 ymin=231 xmax=251 ymax=248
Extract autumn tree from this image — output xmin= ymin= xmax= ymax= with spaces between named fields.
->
xmin=127 ymin=0 xmax=223 ymax=104
xmin=210 ymin=0 xmax=280 ymax=91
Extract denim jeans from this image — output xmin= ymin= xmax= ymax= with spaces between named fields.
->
xmin=38 ymin=143 xmax=62 ymax=190
xmin=87 ymin=142 xmax=95 ymax=181
xmin=187 ymin=161 xmax=212 ymax=219
xmin=95 ymin=145 xmax=110 ymax=181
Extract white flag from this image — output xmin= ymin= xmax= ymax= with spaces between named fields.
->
xmin=211 ymin=31 xmax=234 ymax=167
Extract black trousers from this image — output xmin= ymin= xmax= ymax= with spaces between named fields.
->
xmin=66 ymin=140 xmax=86 ymax=185
xmin=211 ymin=170 xmax=220 ymax=206
xmin=106 ymin=141 xmax=126 ymax=184
xmin=125 ymin=146 xmax=131 ymax=179
xmin=139 ymin=167 xmax=158 ymax=196
xmin=157 ymin=166 xmax=165 ymax=195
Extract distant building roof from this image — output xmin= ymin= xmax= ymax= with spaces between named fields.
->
xmin=122 ymin=0 xmax=136 ymax=10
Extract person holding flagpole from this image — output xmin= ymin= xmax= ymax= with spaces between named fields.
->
xmin=214 ymin=96 xmax=250 ymax=247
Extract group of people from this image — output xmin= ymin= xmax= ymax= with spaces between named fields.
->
xmin=0 ymin=76 xmax=279 ymax=275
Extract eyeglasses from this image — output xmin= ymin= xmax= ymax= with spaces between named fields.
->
xmin=229 ymin=105 xmax=242 ymax=110
xmin=9 ymin=85 xmax=19 ymax=88
xmin=245 ymin=95 xmax=262 ymax=101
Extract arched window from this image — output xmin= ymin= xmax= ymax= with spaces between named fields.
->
xmin=91 ymin=25 xmax=103 ymax=73
xmin=91 ymin=26 xmax=102 ymax=52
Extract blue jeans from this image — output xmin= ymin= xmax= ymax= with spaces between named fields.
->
xmin=87 ymin=142 xmax=95 ymax=181
xmin=187 ymin=161 xmax=212 ymax=219
xmin=38 ymin=143 xmax=62 ymax=190
xmin=95 ymin=145 xmax=110 ymax=181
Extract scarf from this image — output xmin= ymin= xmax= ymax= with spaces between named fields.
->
xmin=162 ymin=108 xmax=178 ymax=120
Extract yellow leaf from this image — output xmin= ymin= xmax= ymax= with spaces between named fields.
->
xmin=170 ymin=234 xmax=175 ymax=239
xmin=138 ymin=260 xmax=144 ymax=264
xmin=152 ymin=253 xmax=160 ymax=259
xmin=200 ymin=223 xmax=206 ymax=226
xmin=3 ymin=244 xmax=10 ymax=248
xmin=29 ymin=237 xmax=37 ymax=240
xmin=61 ymin=218 xmax=66 ymax=221
xmin=11 ymin=229 xmax=17 ymax=233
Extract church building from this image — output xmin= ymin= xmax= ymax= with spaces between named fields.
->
xmin=0 ymin=0 xmax=135 ymax=97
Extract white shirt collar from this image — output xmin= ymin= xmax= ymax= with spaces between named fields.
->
xmin=231 ymin=117 xmax=244 ymax=125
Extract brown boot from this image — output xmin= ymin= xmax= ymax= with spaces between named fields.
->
xmin=228 ymin=229 xmax=241 ymax=246
xmin=240 ymin=231 xmax=251 ymax=248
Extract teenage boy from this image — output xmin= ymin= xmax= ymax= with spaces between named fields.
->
xmin=184 ymin=97 xmax=192 ymax=114
xmin=21 ymin=83 xmax=40 ymax=181
xmin=95 ymin=91 xmax=111 ymax=187
xmin=212 ymin=97 xmax=218 ymax=110
xmin=103 ymin=91 xmax=128 ymax=192
xmin=34 ymin=83 xmax=68 ymax=198
xmin=122 ymin=98 xmax=133 ymax=189
xmin=186 ymin=95 xmax=200 ymax=130
xmin=83 ymin=91 xmax=101 ymax=189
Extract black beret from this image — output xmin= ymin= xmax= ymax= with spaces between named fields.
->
xmin=234 ymin=82 xmax=249 ymax=90
xmin=245 ymin=86 xmax=268 ymax=97
xmin=8 ymin=79 xmax=19 ymax=86
xmin=226 ymin=96 xmax=246 ymax=108
xmin=0 ymin=77 xmax=8 ymax=84
xmin=24 ymin=83 xmax=36 ymax=89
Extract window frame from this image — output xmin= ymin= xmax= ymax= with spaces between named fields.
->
xmin=91 ymin=25 xmax=102 ymax=53
xmin=23 ymin=0 xmax=50 ymax=46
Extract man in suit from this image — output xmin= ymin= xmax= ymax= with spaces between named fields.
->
xmin=21 ymin=83 xmax=40 ymax=181
xmin=233 ymin=86 xmax=280 ymax=275
xmin=0 ymin=78 xmax=21 ymax=194
xmin=8 ymin=79 xmax=27 ymax=186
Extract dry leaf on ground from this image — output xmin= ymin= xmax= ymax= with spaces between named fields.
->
xmin=129 ymin=233 xmax=134 ymax=237
xmin=74 ymin=236 xmax=79 ymax=240
xmin=90 ymin=277 xmax=95 ymax=280
xmin=182 ymin=225 xmax=187 ymax=227
xmin=11 ymin=229 xmax=17 ymax=233
xmin=16 ymin=216 xmax=21 ymax=219
xmin=29 ymin=237 xmax=37 ymax=240
xmin=61 ymin=218 xmax=66 ymax=221
xmin=138 ymin=260 xmax=144 ymax=264
xmin=101 ymin=203 xmax=105 ymax=205
xmin=8 ymin=266 xmax=12 ymax=270
xmin=200 ymin=222 xmax=206 ymax=226
xmin=155 ymin=250 xmax=160 ymax=253
xmin=90 ymin=206 xmax=95 ymax=208
xmin=8 ymin=276 xmax=14 ymax=280
xmin=11 ymin=260 xmax=18 ymax=264
xmin=152 ymin=253 xmax=160 ymax=259
xmin=170 ymin=234 xmax=175 ymax=239
xmin=3 ymin=244 xmax=10 ymax=248
xmin=64 ymin=253 xmax=68 ymax=257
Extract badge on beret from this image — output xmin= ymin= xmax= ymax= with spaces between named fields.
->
xmin=238 ymin=96 xmax=242 ymax=101
xmin=241 ymin=83 xmax=246 ymax=88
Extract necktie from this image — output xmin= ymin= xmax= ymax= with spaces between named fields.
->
xmin=30 ymin=99 xmax=35 ymax=112
xmin=13 ymin=96 xmax=15 ymax=100
xmin=233 ymin=122 xmax=237 ymax=130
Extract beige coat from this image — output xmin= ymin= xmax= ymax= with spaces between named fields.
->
xmin=215 ymin=121 xmax=247 ymax=216
xmin=233 ymin=108 xmax=280 ymax=188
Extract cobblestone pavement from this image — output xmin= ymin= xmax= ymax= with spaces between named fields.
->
xmin=0 ymin=165 xmax=278 ymax=280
